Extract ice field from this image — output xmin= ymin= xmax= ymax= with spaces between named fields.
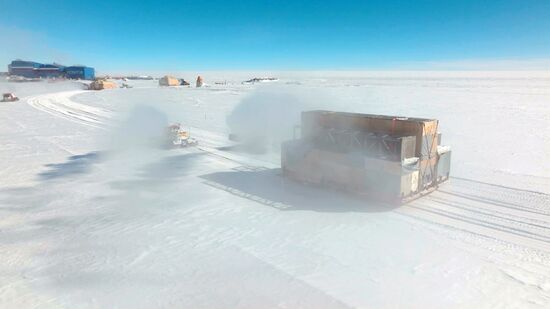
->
xmin=1 ymin=71 xmax=549 ymax=308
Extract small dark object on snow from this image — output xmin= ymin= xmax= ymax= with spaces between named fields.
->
xmin=1 ymin=93 xmax=19 ymax=102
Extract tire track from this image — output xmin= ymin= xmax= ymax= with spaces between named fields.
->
xmin=438 ymin=190 xmax=550 ymax=217
xmin=427 ymin=196 xmax=550 ymax=230
xmin=401 ymin=203 xmax=550 ymax=253
xmin=400 ymin=179 xmax=550 ymax=253
xmin=26 ymin=90 xmax=112 ymax=129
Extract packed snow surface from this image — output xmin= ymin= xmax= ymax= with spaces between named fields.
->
xmin=1 ymin=72 xmax=549 ymax=308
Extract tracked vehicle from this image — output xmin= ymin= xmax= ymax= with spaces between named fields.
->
xmin=167 ymin=124 xmax=198 ymax=148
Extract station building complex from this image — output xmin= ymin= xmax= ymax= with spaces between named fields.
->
xmin=8 ymin=60 xmax=95 ymax=80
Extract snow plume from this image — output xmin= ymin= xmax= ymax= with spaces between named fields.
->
xmin=108 ymin=104 xmax=169 ymax=151
xmin=100 ymin=104 xmax=170 ymax=181
xmin=226 ymin=85 xmax=334 ymax=153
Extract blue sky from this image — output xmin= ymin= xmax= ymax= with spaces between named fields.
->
xmin=1 ymin=0 xmax=549 ymax=72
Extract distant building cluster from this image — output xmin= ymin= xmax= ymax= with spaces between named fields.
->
xmin=7 ymin=60 xmax=95 ymax=80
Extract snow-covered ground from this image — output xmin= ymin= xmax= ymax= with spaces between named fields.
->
xmin=0 ymin=72 xmax=549 ymax=308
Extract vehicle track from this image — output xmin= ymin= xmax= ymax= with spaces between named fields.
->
xmin=400 ymin=178 xmax=550 ymax=253
xmin=26 ymin=90 xmax=112 ymax=129
xmin=427 ymin=196 xmax=550 ymax=230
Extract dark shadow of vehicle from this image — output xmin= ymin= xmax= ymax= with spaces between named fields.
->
xmin=38 ymin=151 xmax=102 ymax=180
xmin=109 ymin=152 xmax=205 ymax=192
xmin=200 ymin=167 xmax=400 ymax=213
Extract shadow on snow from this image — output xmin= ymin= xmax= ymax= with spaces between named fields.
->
xmin=37 ymin=151 xmax=102 ymax=180
xmin=200 ymin=167 xmax=400 ymax=213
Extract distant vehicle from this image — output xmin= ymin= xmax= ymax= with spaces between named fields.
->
xmin=121 ymin=83 xmax=133 ymax=88
xmin=1 ymin=93 xmax=19 ymax=102
xmin=242 ymin=77 xmax=279 ymax=85
xmin=167 ymin=124 xmax=198 ymax=148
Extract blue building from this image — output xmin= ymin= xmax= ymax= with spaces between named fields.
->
xmin=64 ymin=66 xmax=95 ymax=80
xmin=7 ymin=60 xmax=95 ymax=80
xmin=8 ymin=60 xmax=42 ymax=78
xmin=35 ymin=63 xmax=65 ymax=78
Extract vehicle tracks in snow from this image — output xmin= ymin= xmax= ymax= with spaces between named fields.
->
xmin=26 ymin=90 xmax=113 ymax=129
xmin=400 ymin=178 xmax=550 ymax=253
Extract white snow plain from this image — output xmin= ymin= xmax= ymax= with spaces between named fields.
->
xmin=0 ymin=72 xmax=549 ymax=308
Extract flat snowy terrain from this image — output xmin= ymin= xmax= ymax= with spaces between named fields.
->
xmin=1 ymin=72 xmax=549 ymax=308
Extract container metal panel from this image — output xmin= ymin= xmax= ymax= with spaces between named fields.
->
xmin=301 ymin=110 xmax=438 ymax=159
xmin=437 ymin=149 xmax=451 ymax=181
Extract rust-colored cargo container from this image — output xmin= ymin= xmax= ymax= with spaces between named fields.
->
xmin=159 ymin=76 xmax=180 ymax=86
xmin=301 ymin=111 xmax=439 ymax=158
xmin=282 ymin=111 xmax=451 ymax=203
xmin=89 ymin=80 xmax=117 ymax=90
